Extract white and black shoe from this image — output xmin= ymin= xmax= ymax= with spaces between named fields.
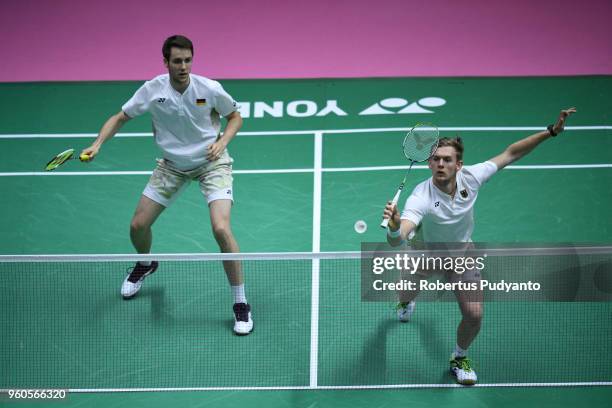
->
xmin=233 ymin=303 xmax=253 ymax=335
xmin=121 ymin=261 xmax=159 ymax=299
xmin=450 ymin=355 xmax=478 ymax=385
xmin=396 ymin=301 xmax=416 ymax=322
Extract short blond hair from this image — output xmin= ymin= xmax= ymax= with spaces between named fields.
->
xmin=437 ymin=137 xmax=464 ymax=161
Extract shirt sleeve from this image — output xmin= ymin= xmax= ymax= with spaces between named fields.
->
xmin=121 ymin=82 xmax=151 ymax=118
xmin=400 ymin=192 xmax=429 ymax=226
xmin=462 ymin=161 xmax=498 ymax=189
xmin=211 ymin=82 xmax=239 ymax=117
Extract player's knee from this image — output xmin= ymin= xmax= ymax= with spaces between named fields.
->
xmin=130 ymin=217 xmax=150 ymax=234
xmin=462 ymin=304 xmax=483 ymax=326
xmin=212 ymin=223 xmax=232 ymax=242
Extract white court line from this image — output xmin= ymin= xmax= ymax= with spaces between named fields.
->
xmin=310 ymin=131 xmax=323 ymax=388
xmin=0 ymin=169 xmax=314 ymax=177
xmin=1 ymin=164 xmax=611 ymax=177
xmin=320 ymin=126 xmax=612 ymax=134
xmin=0 ymin=171 xmax=153 ymax=176
xmin=1 ymin=382 xmax=608 ymax=393
xmin=0 ymin=133 xmax=153 ymax=139
xmin=235 ymin=168 xmax=313 ymax=174
xmin=323 ymin=164 xmax=612 ymax=172
xmin=2 ymin=247 xmax=610 ymax=262
xmin=0 ymin=126 xmax=610 ymax=139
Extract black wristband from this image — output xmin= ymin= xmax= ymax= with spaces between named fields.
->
xmin=547 ymin=124 xmax=557 ymax=137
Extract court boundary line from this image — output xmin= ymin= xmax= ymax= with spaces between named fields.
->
xmin=2 ymin=382 xmax=610 ymax=393
xmin=3 ymin=126 xmax=611 ymax=393
xmin=0 ymin=125 xmax=610 ymax=139
xmin=1 ymin=163 xmax=611 ymax=177
xmin=309 ymin=131 xmax=323 ymax=388
xmin=1 ymin=246 xmax=611 ymax=261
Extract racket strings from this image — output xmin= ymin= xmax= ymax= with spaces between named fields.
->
xmin=403 ymin=124 xmax=439 ymax=162
xmin=379 ymin=123 xmax=439 ymax=229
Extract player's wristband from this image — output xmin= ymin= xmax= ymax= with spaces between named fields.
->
xmin=387 ymin=227 xmax=402 ymax=239
xmin=547 ymin=124 xmax=557 ymax=137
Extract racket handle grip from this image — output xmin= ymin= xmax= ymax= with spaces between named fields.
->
xmin=380 ymin=217 xmax=391 ymax=229
xmin=380 ymin=190 xmax=402 ymax=229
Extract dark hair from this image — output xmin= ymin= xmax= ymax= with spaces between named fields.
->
xmin=437 ymin=136 xmax=464 ymax=161
xmin=162 ymin=35 xmax=194 ymax=60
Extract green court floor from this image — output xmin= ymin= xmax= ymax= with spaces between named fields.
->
xmin=1 ymin=76 xmax=611 ymax=407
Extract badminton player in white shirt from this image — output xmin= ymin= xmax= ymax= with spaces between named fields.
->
xmin=382 ymin=108 xmax=576 ymax=384
xmin=82 ymin=35 xmax=253 ymax=336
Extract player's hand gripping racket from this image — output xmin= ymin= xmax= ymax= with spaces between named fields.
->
xmin=44 ymin=149 xmax=91 ymax=171
xmin=380 ymin=123 xmax=440 ymax=228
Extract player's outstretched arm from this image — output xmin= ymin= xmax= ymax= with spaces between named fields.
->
xmin=81 ymin=111 xmax=131 ymax=161
xmin=490 ymin=107 xmax=576 ymax=170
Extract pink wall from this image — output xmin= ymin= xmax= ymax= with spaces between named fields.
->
xmin=1 ymin=0 xmax=611 ymax=81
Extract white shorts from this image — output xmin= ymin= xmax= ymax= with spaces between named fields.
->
xmin=143 ymin=151 xmax=234 ymax=208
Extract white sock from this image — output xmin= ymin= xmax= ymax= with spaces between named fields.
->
xmin=139 ymin=260 xmax=151 ymax=266
xmin=232 ymin=284 xmax=247 ymax=304
xmin=454 ymin=344 xmax=467 ymax=359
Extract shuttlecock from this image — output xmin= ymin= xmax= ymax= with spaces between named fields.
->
xmin=354 ymin=220 xmax=368 ymax=234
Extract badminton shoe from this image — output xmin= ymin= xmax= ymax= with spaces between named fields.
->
xmin=450 ymin=355 xmax=477 ymax=385
xmin=396 ymin=301 xmax=416 ymax=322
xmin=233 ymin=303 xmax=253 ymax=335
xmin=121 ymin=261 xmax=159 ymax=299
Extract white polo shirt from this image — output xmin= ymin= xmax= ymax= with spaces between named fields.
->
xmin=122 ymin=74 xmax=238 ymax=170
xmin=400 ymin=161 xmax=498 ymax=242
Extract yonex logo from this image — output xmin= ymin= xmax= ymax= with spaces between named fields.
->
xmin=226 ymin=189 xmax=232 ymax=194
xmin=434 ymin=201 xmax=440 ymax=207
xmin=236 ymin=97 xmax=446 ymax=119
xmin=237 ymin=100 xmax=346 ymax=119
xmin=359 ymin=97 xmax=446 ymax=115
xmin=460 ymin=189 xmax=468 ymax=198
xmin=157 ymin=98 xmax=166 ymax=103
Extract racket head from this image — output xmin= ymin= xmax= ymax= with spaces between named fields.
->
xmin=45 ymin=148 xmax=75 ymax=171
xmin=402 ymin=123 xmax=440 ymax=162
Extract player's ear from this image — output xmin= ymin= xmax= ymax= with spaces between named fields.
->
xmin=163 ymin=58 xmax=169 ymax=69
xmin=456 ymin=160 xmax=463 ymax=170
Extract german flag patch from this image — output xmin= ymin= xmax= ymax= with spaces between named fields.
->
xmin=196 ymin=98 xmax=206 ymax=106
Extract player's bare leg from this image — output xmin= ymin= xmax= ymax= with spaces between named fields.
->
xmin=122 ymin=195 xmax=166 ymax=299
xmin=209 ymin=199 xmax=252 ymax=335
